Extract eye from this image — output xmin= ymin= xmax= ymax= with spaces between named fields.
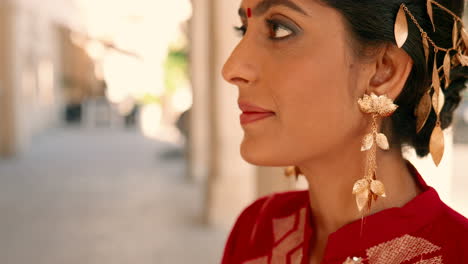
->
xmin=233 ymin=25 xmax=247 ymax=37
xmin=266 ymin=19 xmax=294 ymax=40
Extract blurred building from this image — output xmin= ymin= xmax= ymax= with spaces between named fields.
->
xmin=0 ymin=0 xmax=90 ymax=157
xmin=0 ymin=0 xmax=295 ymax=230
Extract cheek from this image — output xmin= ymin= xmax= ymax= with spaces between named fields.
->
xmin=277 ymin=59 xmax=353 ymax=151
xmin=239 ymin=27 xmax=363 ymax=166
xmin=255 ymin=56 xmax=359 ymax=164
xmin=240 ymin=58 xmax=358 ymax=166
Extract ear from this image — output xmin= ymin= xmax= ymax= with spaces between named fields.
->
xmin=367 ymin=44 xmax=414 ymax=100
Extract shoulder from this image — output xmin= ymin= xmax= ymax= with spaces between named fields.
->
xmin=417 ymin=188 xmax=468 ymax=242
xmin=221 ymin=190 xmax=309 ymax=264
xmin=242 ymin=190 xmax=309 ymax=220
xmin=228 ymin=189 xmax=309 ymax=235
xmin=437 ymin=203 xmax=468 ymax=238
xmin=426 ymin=201 xmax=468 ymax=261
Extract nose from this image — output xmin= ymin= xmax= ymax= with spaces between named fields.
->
xmin=221 ymin=40 xmax=258 ymax=87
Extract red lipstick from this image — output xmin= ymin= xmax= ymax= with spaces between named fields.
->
xmin=238 ymin=102 xmax=275 ymax=125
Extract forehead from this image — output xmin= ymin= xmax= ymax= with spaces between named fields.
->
xmin=240 ymin=0 xmax=311 ymax=7
xmin=238 ymin=0 xmax=342 ymax=26
xmin=238 ymin=0 xmax=353 ymax=52
xmin=239 ymin=0 xmax=315 ymax=16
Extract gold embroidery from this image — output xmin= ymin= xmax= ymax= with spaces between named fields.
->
xmin=366 ymin=234 xmax=442 ymax=264
xmin=272 ymin=212 xmax=296 ymax=243
xmin=243 ymin=207 xmax=307 ymax=264
xmin=243 ymin=256 xmax=268 ymax=264
xmin=289 ymin=247 xmax=303 ymax=264
xmin=413 ymin=256 xmax=443 ymax=264
xmin=271 ymin=208 xmax=307 ymax=263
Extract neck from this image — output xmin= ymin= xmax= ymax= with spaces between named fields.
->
xmin=299 ymin=139 xmax=423 ymax=242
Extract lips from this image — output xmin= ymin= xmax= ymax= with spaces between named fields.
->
xmin=238 ymin=103 xmax=273 ymax=113
xmin=238 ymin=102 xmax=275 ymax=125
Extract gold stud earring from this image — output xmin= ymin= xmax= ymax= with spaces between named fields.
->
xmin=284 ymin=166 xmax=302 ymax=179
xmin=353 ymin=93 xmax=398 ymax=214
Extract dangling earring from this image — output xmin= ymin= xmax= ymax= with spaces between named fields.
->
xmin=353 ymin=93 xmax=398 ymax=214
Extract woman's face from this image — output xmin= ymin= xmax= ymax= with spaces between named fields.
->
xmin=222 ymin=0 xmax=370 ymax=167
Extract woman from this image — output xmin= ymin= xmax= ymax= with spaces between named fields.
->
xmin=220 ymin=0 xmax=468 ymax=263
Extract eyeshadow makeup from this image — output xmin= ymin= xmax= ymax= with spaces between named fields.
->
xmin=247 ymin=8 xmax=252 ymax=18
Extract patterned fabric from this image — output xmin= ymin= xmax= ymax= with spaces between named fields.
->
xmin=366 ymin=235 xmax=442 ymax=264
xmin=242 ymin=208 xmax=307 ymax=264
xmin=413 ymin=256 xmax=443 ymax=264
xmin=272 ymin=211 xmax=297 ymax=243
xmin=243 ymin=256 xmax=268 ymax=264
xmin=221 ymin=160 xmax=468 ymax=264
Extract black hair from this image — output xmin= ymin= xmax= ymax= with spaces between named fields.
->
xmin=321 ymin=0 xmax=468 ymax=157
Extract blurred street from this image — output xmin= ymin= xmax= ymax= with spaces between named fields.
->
xmin=0 ymin=126 xmax=226 ymax=264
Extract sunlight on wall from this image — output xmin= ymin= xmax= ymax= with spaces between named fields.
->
xmin=72 ymin=0 xmax=192 ymax=140
xmin=171 ymin=84 xmax=193 ymax=113
xmin=38 ymin=59 xmax=55 ymax=105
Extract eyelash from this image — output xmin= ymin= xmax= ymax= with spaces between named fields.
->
xmin=267 ymin=19 xmax=294 ymax=40
xmin=234 ymin=25 xmax=247 ymax=37
xmin=233 ymin=19 xmax=294 ymax=40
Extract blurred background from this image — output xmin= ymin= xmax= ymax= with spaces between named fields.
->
xmin=0 ymin=0 xmax=466 ymax=263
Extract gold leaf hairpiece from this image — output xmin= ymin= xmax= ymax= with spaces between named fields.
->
xmin=415 ymin=91 xmax=432 ymax=133
xmin=427 ymin=0 xmax=436 ymax=32
xmin=443 ymin=51 xmax=451 ymax=88
xmin=423 ymin=35 xmax=430 ymax=63
xmin=394 ymin=1 xmax=468 ymax=166
xmin=395 ymin=5 xmax=409 ymax=48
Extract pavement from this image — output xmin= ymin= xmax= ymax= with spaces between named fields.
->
xmin=0 ymin=126 xmax=227 ymax=264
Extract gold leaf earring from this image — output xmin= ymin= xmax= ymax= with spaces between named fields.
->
xmin=353 ymin=93 xmax=398 ymax=213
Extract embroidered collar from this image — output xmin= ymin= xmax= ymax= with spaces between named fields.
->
xmin=302 ymin=160 xmax=445 ymax=262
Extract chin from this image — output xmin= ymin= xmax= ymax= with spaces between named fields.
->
xmin=240 ymin=137 xmax=289 ymax=167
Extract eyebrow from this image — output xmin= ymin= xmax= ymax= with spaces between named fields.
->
xmin=238 ymin=0 xmax=309 ymax=18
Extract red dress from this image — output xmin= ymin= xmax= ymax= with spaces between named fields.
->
xmin=221 ymin=161 xmax=468 ymax=264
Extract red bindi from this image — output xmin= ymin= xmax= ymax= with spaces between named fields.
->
xmin=247 ymin=8 xmax=252 ymax=18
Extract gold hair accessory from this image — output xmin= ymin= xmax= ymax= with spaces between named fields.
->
xmin=394 ymin=1 xmax=468 ymax=166
xmin=353 ymin=93 xmax=398 ymax=213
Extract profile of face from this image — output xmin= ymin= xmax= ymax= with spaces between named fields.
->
xmin=221 ymin=0 xmax=374 ymax=168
